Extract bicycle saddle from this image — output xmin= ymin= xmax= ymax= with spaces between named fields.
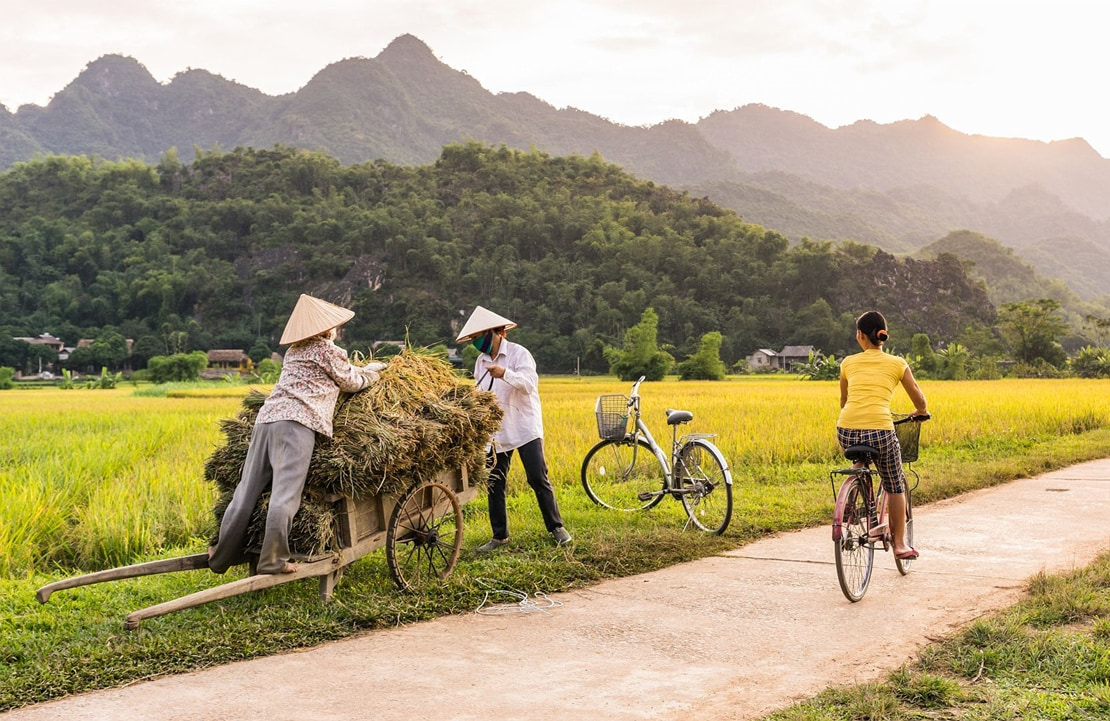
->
xmin=665 ymin=409 xmax=693 ymax=425
xmin=843 ymin=444 xmax=879 ymax=463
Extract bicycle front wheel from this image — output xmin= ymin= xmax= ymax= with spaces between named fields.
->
xmin=677 ymin=439 xmax=733 ymax=534
xmin=581 ymin=438 xmax=666 ymax=511
xmin=834 ymin=476 xmax=874 ymax=602
xmin=895 ymin=486 xmax=915 ymax=575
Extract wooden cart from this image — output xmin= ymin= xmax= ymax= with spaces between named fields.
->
xmin=36 ymin=468 xmax=477 ymax=629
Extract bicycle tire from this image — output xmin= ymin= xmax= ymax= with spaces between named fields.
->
xmin=580 ymin=437 xmax=666 ymax=511
xmin=677 ymin=439 xmax=733 ymax=534
xmin=895 ymin=486 xmax=914 ymax=575
xmin=834 ymin=476 xmax=874 ymax=602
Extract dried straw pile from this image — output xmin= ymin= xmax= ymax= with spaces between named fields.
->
xmin=205 ymin=349 xmax=502 ymax=556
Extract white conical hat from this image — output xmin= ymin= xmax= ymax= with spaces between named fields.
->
xmin=455 ymin=305 xmax=517 ymax=343
xmin=279 ymin=294 xmax=356 ymax=345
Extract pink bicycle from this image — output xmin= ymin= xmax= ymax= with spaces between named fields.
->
xmin=831 ymin=413 xmax=929 ymax=602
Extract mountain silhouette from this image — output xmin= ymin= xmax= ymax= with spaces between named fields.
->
xmin=2 ymin=34 xmax=1108 ymax=299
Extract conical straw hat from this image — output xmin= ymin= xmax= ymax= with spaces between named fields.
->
xmin=455 ymin=305 xmax=517 ymax=343
xmin=279 ymin=294 xmax=356 ymax=345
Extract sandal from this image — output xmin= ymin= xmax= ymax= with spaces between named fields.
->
xmin=894 ymin=547 xmax=919 ymax=560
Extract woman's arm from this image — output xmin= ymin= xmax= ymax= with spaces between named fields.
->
xmin=900 ymin=367 xmax=928 ymax=415
xmin=839 ymin=371 xmax=848 ymax=409
xmin=322 ymin=344 xmax=370 ymax=393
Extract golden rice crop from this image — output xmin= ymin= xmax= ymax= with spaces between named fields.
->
xmin=3 ymin=374 xmax=1108 ymax=577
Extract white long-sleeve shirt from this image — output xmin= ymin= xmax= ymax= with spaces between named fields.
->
xmin=473 ymin=339 xmax=543 ymax=452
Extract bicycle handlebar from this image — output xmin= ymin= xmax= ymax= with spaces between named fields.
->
xmin=629 ymin=375 xmax=646 ymax=400
xmin=893 ymin=412 xmax=931 ymax=424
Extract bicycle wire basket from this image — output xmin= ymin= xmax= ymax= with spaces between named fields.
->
xmin=595 ymin=394 xmax=630 ymax=440
xmin=894 ymin=415 xmax=922 ymax=464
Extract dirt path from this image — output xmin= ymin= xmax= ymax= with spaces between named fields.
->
xmin=6 ymin=459 xmax=1110 ymax=721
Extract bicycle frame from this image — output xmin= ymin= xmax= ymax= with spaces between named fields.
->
xmin=831 ymin=467 xmax=889 ymax=546
xmin=624 ymin=376 xmax=712 ymax=494
xmin=582 ymin=375 xmax=734 ymax=534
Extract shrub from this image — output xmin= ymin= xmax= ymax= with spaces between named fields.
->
xmin=678 ymin=332 xmax=727 ymax=381
xmin=147 ymin=351 xmax=209 ymax=383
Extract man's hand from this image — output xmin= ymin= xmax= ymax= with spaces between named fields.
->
xmin=487 ymin=364 xmax=506 ymax=379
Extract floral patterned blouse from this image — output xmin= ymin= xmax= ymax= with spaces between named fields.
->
xmin=256 ymin=337 xmax=368 ymax=437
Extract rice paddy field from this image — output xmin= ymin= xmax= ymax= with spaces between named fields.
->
xmin=2 ymin=375 xmax=1110 ymax=709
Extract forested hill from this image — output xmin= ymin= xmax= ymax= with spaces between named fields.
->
xmin=0 ymin=144 xmax=996 ymax=373
xmin=2 ymin=34 xmax=1109 ymax=301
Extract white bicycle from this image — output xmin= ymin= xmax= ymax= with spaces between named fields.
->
xmin=580 ymin=376 xmax=733 ymax=534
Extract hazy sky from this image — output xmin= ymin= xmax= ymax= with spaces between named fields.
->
xmin=1 ymin=0 xmax=1106 ymax=158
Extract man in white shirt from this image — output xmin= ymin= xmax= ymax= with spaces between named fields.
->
xmin=456 ymin=306 xmax=572 ymax=551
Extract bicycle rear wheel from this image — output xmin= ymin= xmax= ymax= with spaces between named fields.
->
xmin=581 ymin=438 xmax=665 ymax=511
xmin=834 ymin=476 xmax=874 ymax=602
xmin=895 ymin=486 xmax=914 ymax=575
xmin=677 ymin=439 xmax=733 ymax=534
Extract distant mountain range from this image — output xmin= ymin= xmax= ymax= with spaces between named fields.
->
xmin=2 ymin=33 xmax=1108 ymax=301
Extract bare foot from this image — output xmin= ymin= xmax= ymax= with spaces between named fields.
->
xmin=280 ymin=561 xmax=298 ymax=574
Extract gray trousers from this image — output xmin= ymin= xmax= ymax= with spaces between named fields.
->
xmin=208 ymin=420 xmax=316 ymax=574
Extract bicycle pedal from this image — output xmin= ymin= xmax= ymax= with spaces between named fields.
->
xmin=636 ymin=491 xmax=656 ymax=501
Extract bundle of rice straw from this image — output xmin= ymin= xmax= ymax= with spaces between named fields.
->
xmin=205 ymin=348 xmax=502 ymax=556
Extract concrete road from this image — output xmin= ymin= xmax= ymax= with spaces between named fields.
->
xmin=5 ymin=459 xmax=1109 ymax=721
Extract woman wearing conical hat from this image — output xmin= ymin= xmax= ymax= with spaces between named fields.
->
xmin=456 ymin=306 xmax=572 ymax=551
xmin=209 ymin=295 xmax=384 ymax=575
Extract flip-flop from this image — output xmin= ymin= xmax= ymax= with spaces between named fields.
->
xmin=895 ymin=548 xmax=919 ymax=560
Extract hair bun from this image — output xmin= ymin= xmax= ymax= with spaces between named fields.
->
xmin=877 ymin=330 xmax=889 ymax=341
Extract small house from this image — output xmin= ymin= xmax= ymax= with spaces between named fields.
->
xmin=204 ymin=349 xmax=252 ymax=379
xmin=774 ymin=345 xmax=817 ymax=372
xmin=746 ymin=348 xmax=776 ymax=370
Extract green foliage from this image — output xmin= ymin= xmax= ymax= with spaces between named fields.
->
xmin=677 ymin=331 xmax=727 ymax=380
xmin=0 ymin=144 xmax=1005 ymax=373
xmin=85 ymin=367 xmax=122 ymax=389
xmin=910 ymin=333 xmax=938 ymax=376
xmin=1072 ymin=346 xmax=1110 ymax=378
xmin=147 ymin=351 xmax=208 ymax=383
xmin=998 ymin=299 xmax=1069 ymax=367
xmin=606 ymin=308 xmax=674 ymax=381
xmin=937 ymin=342 xmax=970 ymax=380
xmin=24 ymin=344 xmax=57 ymax=377
xmin=251 ymin=358 xmax=281 ymax=383
xmin=793 ymin=350 xmax=840 ymax=381
xmin=0 ymin=367 xmax=13 ymax=389
xmin=460 ymin=344 xmax=480 ymax=374
xmin=0 ymin=338 xmax=28 ymax=369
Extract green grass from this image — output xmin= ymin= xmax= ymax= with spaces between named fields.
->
xmin=763 ymin=551 xmax=1110 ymax=720
xmin=2 ymin=377 xmax=1110 ymax=711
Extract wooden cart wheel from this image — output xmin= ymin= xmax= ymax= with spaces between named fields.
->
xmin=386 ymin=480 xmax=464 ymax=591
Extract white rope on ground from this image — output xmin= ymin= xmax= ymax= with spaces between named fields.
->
xmin=474 ymin=578 xmax=563 ymax=616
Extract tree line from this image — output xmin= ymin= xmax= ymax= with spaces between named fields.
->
xmin=1 ymin=141 xmax=1100 ymax=379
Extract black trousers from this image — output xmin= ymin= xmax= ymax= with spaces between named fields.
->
xmin=487 ymin=437 xmax=564 ymax=539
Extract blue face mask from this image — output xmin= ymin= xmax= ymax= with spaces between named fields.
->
xmin=472 ymin=331 xmax=495 ymax=355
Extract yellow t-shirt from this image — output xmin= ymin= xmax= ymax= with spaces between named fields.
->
xmin=837 ymin=349 xmax=909 ymax=430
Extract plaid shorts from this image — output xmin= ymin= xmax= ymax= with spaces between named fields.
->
xmin=836 ymin=427 xmax=906 ymax=494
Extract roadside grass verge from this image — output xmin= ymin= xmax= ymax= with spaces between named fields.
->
xmin=2 ymin=377 xmax=1109 ymax=710
xmin=764 ymin=550 xmax=1110 ymax=720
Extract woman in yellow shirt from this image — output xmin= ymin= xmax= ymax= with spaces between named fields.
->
xmin=837 ymin=311 xmax=929 ymax=560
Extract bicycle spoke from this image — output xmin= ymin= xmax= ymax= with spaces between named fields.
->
xmin=678 ymin=441 xmax=732 ymax=534
xmin=834 ymin=478 xmax=874 ymax=601
xmin=581 ymin=438 xmax=665 ymax=511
